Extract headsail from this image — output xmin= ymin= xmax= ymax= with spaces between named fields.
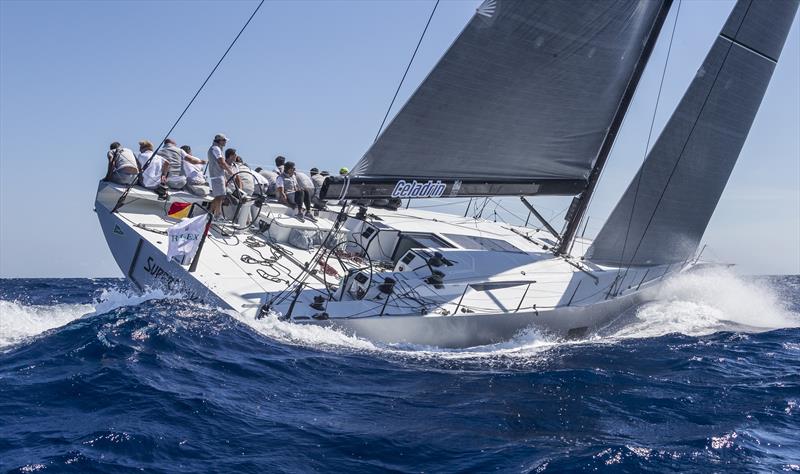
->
xmin=324 ymin=0 xmax=671 ymax=200
xmin=587 ymin=0 xmax=799 ymax=267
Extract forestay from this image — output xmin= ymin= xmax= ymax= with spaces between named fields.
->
xmin=587 ymin=0 xmax=800 ymax=267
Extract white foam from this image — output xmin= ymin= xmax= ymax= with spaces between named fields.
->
xmin=228 ymin=308 xmax=380 ymax=352
xmin=607 ymin=268 xmax=799 ymax=340
xmin=230 ymin=308 xmax=558 ymax=363
xmin=4 ymin=269 xmax=794 ymax=359
xmin=0 ymin=288 xmax=177 ymax=349
xmin=91 ymin=287 xmax=176 ymax=315
xmin=0 ymin=300 xmax=93 ymax=348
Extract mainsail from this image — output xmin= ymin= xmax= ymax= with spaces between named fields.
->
xmin=324 ymin=0 xmax=671 ymax=200
xmin=587 ymin=0 xmax=799 ymax=267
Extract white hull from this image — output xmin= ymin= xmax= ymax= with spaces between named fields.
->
xmin=95 ymin=182 xmax=688 ymax=348
xmin=305 ymin=293 xmax=645 ymax=347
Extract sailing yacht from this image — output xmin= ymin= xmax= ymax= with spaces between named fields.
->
xmin=95 ymin=0 xmax=798 ymax=348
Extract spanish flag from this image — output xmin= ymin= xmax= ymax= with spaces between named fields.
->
xmin=167 ymin=202 xmax=192 ymax=219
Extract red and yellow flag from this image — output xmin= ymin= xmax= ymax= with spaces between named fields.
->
xmin=167 ymin=202 xmax=192 ymax=219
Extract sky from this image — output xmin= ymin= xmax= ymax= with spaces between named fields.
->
xmin=0 ymin=0 xmax=798 ymax=277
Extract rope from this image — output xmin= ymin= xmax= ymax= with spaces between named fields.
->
xmin=622 ymin=0 xmax=743 ymax=275
xmin=134 ymin=223 xmax=168 ymax=235
xmin=112 ymin=0 xmax=266 ymax=213
xmin=264 ymin=203 xmax=352 ymax=308
xmin=615 ymin=0 xmax=682 ymax=285
xmin=373 ymin=0 xmax=440 ymax=142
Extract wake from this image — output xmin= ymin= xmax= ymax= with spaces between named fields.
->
xmin=234 ymin=268 xmax=799 ymax=361
xmin=2 ymin=270 xmax=796 ymax=358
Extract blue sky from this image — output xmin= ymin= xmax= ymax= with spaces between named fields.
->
xmin=1 ymin=0 xmax=798 ymax=277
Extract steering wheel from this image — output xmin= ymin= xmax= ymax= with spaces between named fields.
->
xmin=221 ymin=170 xmax=268 ymax=230
xmin=323 ymin=240 xmax=373 ymax=300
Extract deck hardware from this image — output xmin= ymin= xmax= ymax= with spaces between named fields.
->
xmin=378 ymin=277 xmax=397 ymax=316
xmin=520 ymin=196 xmax=561 ymax=241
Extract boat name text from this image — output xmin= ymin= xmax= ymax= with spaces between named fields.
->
xmin=391 ymin=180 xmax=446 ymax=199
xmin=142 ymin=256 xmax=200 ymax=300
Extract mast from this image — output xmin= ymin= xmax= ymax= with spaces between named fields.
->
xmin=556 ymin=0 xmax=674 ymax=256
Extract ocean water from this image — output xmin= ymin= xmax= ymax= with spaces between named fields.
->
xmin=1 ymin=271 xmax=798 ymax=473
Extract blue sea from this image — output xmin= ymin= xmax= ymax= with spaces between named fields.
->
xmin=1 ymin=272 xmax=798 ymax=473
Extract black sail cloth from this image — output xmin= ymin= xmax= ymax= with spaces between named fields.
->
xmin=587 ymin=0 xmax=800 ymax=266
xmin=348 ymin=0 xmax=668 ymax=185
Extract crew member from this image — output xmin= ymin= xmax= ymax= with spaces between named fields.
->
xmin=106 ymin=142 xmax=139 ymax=185
xmin=136 ymin=140 xmax=155 ymax=168
xmin=138 ymin=140 xmax=165 ymax=191
xmin=274 ymin=155 xmax=286 ymax=174
xmin=276 ymin=161 xmax=313 ymax=220
xmin=207 ymin=134 xmax=234 ymax=218
xmin=224 ymin=148 xmax=248 ymax=195
xmin=254 ymin=167 xmax=278 ymax=196
xmin=180 ymin=145 xmax=207 ymax=190
xmin=309 ymin=168 xmax=327 ymax=208
xmin=159 ymin=138 xmax=207 ymax=195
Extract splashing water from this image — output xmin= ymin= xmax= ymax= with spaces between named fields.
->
xmin=0 ymin=300 xmax=92 ymax=348
xmin=234 ymin=308 xmax=559 ymax=363
xmin=227 ymin=268 xmax=799 ymax=364
xmin=606 ymin=269 xmax=799 ymax=340
xmin=1 ymin=276 xmax=799 ymax=472
xmin=1 ymin=270 xmax=796 ymax=355
xmin=0 ymin=287 xmax=183 ymax=349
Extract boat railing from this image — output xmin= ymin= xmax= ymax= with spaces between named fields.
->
xmin=447 ymin=280 xmax=538 ymax=315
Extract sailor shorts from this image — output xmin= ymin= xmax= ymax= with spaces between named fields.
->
xmin=209 ymin=176 xmax=226 ymax=197
xmin=111 ymin=170 xmax=137 ymax=185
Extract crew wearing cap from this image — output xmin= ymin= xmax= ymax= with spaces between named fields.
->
xmin=208 ymin=133 xmax=234 ymax=218
xmin=339 ymin=167 xmax=349 ymax=176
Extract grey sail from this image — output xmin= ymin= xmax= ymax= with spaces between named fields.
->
xmin=351 ymin=0 xmax=669 ymax=184
xmin=587 ymin=0 xmax=799 ymax=267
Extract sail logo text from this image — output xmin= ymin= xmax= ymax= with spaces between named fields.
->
xmin=391 ymin=180 xmax=446 ymax=199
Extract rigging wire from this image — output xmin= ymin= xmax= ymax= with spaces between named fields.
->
xmin=615 ymin=0 xmax=682 ymax=289
xmin=263 ymin=203 xmax=353 ymax=309
xmin=621 ymin=0 xmax=746 ymax=281
xmin=112 ymin=0 xmax=266 ymax=213
xmin=487 ymin=198 xmax=528 ymax=227
xmin=373 ymin=0 xmax=440 ymax=142
xmin=561 ymin=4 xmax=681 ymax=255
xmin=473 ymin=197 xmax=490 ymax=219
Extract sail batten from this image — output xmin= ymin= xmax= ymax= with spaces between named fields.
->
xmin=351 ymin=0 xmax=669 ymax=189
